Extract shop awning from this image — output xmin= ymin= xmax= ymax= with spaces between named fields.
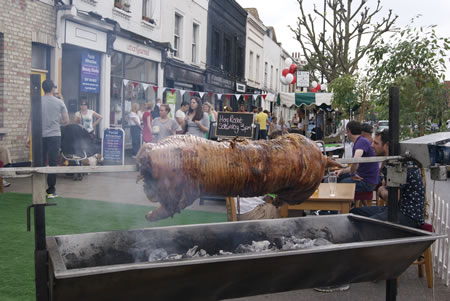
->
xmin=277 ymin=92 xmax=333 ymax=108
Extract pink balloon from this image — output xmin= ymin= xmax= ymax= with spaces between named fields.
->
xmin=289 ymin=64 xmax=297 ymax=74
xmin=282 ymin=68 xmax=289 ymax=77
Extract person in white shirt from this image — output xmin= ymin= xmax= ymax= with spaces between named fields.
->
xmin=233 ymin=194 xmax=281 ymax=220
xmin=129 ymin=103 xmax=142 ymax=157
xmin=73 ymin=97 xmax=103 ymax=134
xmin=175 ymin=101 xmax=190 ymax=129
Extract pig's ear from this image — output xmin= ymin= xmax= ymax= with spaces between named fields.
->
xmin=325 ymin=156 xmax=344 ymax=169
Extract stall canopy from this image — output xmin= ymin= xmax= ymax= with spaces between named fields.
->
xmin=277 ymin=92 xmax=333 ymax=108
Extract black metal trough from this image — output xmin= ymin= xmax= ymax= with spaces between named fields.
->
xmin=46 ymin=214 xmax=443 ymax=301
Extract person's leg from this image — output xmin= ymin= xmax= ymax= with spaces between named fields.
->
xmin=130 ymin=126 xmax=140 ymax=156
xmin=350 ymin=206 xmax=386 ymax=217
xmin=46 ymin=136 xmax=61 ymax=195
xmin=259 ymin=130 xmax=267 ymax=140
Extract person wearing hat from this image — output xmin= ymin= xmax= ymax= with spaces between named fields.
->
xmin=27 ymin=79 xmax=69 ymax=198
xmin=73 ymin=96 xmax=103 ymax=135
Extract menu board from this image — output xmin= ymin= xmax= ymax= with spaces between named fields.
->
xmin=215 ymin=112 xmax=253 ymax=138
xmin=102 ymin=128 xmax=125 ymax=165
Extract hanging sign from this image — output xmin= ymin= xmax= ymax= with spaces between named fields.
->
xmin=297 ymin=71 xmax=309 ymax=88
xmin=80 ymin=51 xmax=100 ymax=93
xmin=165 ymin=91 xmax=177 ymax=119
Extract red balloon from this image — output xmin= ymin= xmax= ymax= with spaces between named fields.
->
xmin=289 ymin=64 xmax=297 ymax=74
xmin=291 ymin=75 xmax=297 ymax=85
xmin=282 ymin=68 xmax=289 ymax=77
xmin=311 ymin=83 xmax=321 ymax=92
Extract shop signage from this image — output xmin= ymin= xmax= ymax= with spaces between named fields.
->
xmin=114 ymin=36 xmax=161 ymax=62
xmin=102 ymin=128 xmax=125 ymax=165
xmin=236 ymin=82 xmax=246 ymax=92
xmin=215 ymin=112 xmax=253 ymax=138
xmin=165 ymin=92 xmax=177 ymax=119
xmin=65 ymin=21 xmax=107 ymax=53
xmin=80 ymin=51 xmax=100 ymax=93
xmin=297 ymin=71 xmax=309 ymax=88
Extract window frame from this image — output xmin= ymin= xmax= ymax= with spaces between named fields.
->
xmin=173 ymin=13 xmax=183 ymax=58
xmin=192 ymin=23 xmax=199 ymax=64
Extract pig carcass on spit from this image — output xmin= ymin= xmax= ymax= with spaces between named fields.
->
xmin=137 ymin=134 xmax=342 ymax=221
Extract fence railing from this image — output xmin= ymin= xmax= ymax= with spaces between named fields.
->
xmin=429 ymin=191 xmax=450 ymax=286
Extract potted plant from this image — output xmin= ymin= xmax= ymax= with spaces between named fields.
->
xmin=123 ymin=2 xmax=130 ymax=12
xmin=114 ymin=1 xmax=122 ymax=9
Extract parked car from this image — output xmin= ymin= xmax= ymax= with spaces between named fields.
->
xmin=377 ymin=120 xmax=389 ymax=131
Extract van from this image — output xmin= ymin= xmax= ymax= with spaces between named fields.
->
xmin=377 ymin=120 xmax=389 ymax=131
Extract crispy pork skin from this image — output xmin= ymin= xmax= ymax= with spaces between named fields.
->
xmin=137 ymin=134 xmax=342 ymax=221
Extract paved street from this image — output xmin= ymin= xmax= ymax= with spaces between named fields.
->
xmin=2 ymin=164 xmax=450 ymax=300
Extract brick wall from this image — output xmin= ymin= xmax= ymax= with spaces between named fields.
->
xmin=0 ymin=0 xmax=55 ymax=162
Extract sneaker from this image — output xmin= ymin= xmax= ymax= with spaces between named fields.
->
xmin=47 ymin=194 xmax=59 ymax=199
xmin=3 ymin=179 xmax=11 ymax=187
xmin=314 ymin=284 xmax=350 ymax=293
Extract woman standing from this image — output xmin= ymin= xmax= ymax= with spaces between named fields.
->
xmin=186 ymin=97 xmax=209 ymax=138
xmin=142 ymin=102 xmax=153 ymax=143
xmin=129 ymin=103 xmax=142 ymax=157
xmin=73 ymin=97 xmax=103 ymax=135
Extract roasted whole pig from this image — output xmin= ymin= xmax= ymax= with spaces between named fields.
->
xmin=137 ymin=134 xmax=342 ymax=221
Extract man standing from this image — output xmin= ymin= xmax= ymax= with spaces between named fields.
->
xmin=350 ymin=130 xmax=425 ymax=228
xmin=29 ymin=79 xmax=69 ymax=198
xmin=152 ymin=105 xmax=181 ymax=142
xmin=255 ymin=107 xmax=268 ymax=140
xmin=175 ymin=100 xmax=189 ymax=129
xmin=333 ymin=120 xmax=379 ymax=192
xmin=152 ymin=98 xmax=162 ymax=119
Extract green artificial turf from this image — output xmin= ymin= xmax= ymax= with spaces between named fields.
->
xmin=0 ymin=192 xmax=226 ymax=301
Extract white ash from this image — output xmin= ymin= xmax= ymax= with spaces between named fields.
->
xmin=145 ymin=236 xmax=332 ymax=262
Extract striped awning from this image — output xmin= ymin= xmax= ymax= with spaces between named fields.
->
xmin=278 ymin=92 xmax=332 ymax=108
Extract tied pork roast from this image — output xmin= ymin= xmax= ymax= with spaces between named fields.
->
xmin=137 ymin=134 xmax=342 ymax=221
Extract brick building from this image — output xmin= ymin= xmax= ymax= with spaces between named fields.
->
xmin=0 ymin=0 xmax=56 ymax=163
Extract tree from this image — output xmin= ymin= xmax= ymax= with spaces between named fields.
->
xmin=290 ymin=0 xmax=397 ymax=82
xmin=367 ymin=21 xmax=450 ymax=136
xmin=328 ymin=74 xmax=357 ymax=119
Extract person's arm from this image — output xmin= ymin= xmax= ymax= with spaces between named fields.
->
xmin=335 ymin=149 xmax=364 ymax=177
xmin=92 ymin=111 xmax=103 ymax=127
xmin=195 ymin=114 xmax=209 ymax=133
xmin=61 ymin=111 xmax=70 ymax=125
xmin=146 ymin=115 xmax=152 ymax=131
xmin=132 ymin=117 xmax=141 ymax=128
xmin=73 ymin=112 xmax=81 ymax=125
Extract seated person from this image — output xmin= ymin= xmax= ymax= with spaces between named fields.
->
xmin=234 ymin=194 xmax=281 ymax=220
xmin=328 ymin=120 xmax=379 ymax=192
xmin=361 ymin=122 xmax=373 ymax=143
xmin=350 ymin=130 xmax=425 ymax=228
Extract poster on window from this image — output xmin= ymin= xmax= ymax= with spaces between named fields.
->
xmin=80 ymin=51 xmax=100 ymax=93
xmin=165 ymin=92 xmax=177 ymax=119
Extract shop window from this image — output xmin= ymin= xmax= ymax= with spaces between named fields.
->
xmin=124 ymin=55 xmax=157 ymax=83
xmin=192 ymin=23 xmax=199 ymax=64
xmin=174 ymin=13 xmax=183 ymax=58
xmin=32 ymin=44 xmax=48 ymax=71
xmin=111 ymin=52 xmax=123 ymax=77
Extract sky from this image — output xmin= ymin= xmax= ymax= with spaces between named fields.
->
xmin=235 ymin=0 xmax=450 ymax=80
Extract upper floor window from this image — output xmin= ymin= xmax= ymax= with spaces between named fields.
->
xmin=211 ymin=29 xmax=220 ymax=67
xmin=174 ymin=14 xmax=183 ymax=58
xmin=114 ymin=0 xmax=131 ymax=12
xmin=142 ymin=0 xmax=154 ymax=23
xmin=264 ymin=62 xmax=268 ymax=87
xmin=256 ymin=55 xmax=260 ymax=82
xmin=223 ymin=36 xmax=231 ymax=72
xmin=192 ymin=23 xmax=199 ymax=64
xmin=249 ymin=51 xmax=254 ymax=80
xmin=270 ymin=65 xmax=273 ymax=89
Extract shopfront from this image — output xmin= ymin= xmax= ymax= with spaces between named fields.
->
xmin=61 ymin=20 xmax=108 ymax=137
xmin=110 ymin=36 xmax=161 ymax=148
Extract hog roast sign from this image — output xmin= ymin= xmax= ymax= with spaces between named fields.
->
xmin=216 ymin=112 xmax=253 ymax=138
xmin=102 ymin=128 xmax=125 ymax=165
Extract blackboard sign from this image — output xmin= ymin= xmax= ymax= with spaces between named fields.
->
xmin=102 ymin=128 xmax=125 ymax=165
xmin=215 ymin=112 xmax=254 ymax=138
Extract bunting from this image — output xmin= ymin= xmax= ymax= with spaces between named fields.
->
xmin=180 ymin=89 xmax=186 ymax=96
xmin=199 ymin=92 xmax=205 ymax=98
xmin=153 ymin=86 xmax=158 ymax=93
xmin=122 ymin=79 xmax=129 ymax=86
